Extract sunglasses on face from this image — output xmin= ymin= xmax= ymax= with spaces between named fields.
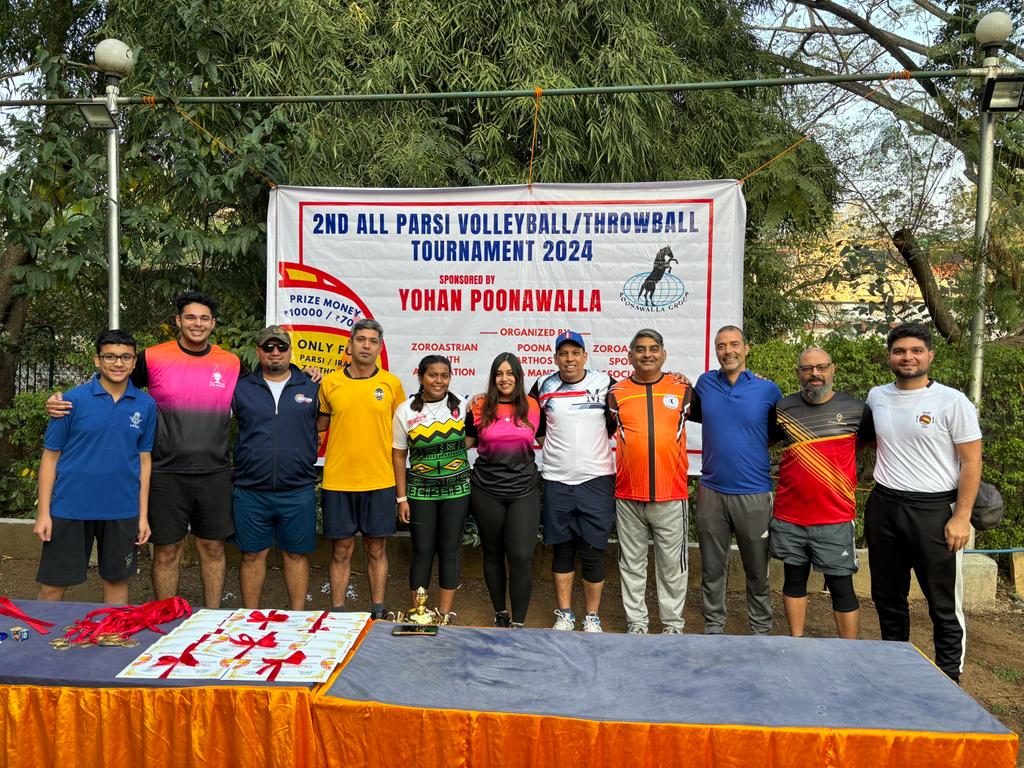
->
xmin=260 ymin=342 xmax=289 ymax=353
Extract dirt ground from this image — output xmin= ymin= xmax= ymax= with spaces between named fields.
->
xmin=1 ymin=551 xmax=1021 ymax=764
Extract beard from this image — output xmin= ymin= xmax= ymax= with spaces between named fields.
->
xmin=801 ymin=381 xmax=832 ymax=403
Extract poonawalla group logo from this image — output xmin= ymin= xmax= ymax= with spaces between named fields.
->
xmin=620 ymin=245 xmax=689 ymax=313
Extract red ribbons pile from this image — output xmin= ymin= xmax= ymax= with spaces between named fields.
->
xmin=246 ymin=610 xmax=288 ymax=631
xmin=228 ymin=631 xmax=279 ymax=660
xmin=0 ymin=597 xmax=56 ymax=635
xmin=63 ymin=597 xmax=191 ymax=645
xmin=257 ymin=651 xmax=306 ymax=682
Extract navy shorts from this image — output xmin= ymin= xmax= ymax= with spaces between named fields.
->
xmin=542 ymin=475 xmax=616 ymax=549
xmin=37 ymin=517 xmax=138 ymax=586
xmin=323 ymin=487 xmax=397 ymax=539
xmin=769 ymin=517 xmax=859 ymax=576
xmin=232 ymin=485 xmax=317 ymax=554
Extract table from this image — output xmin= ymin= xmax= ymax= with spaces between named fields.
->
xmin=316 ymin=623 xmax=1019 ymax=768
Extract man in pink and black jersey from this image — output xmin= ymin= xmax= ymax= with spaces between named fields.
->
xmin=48 ymin=291 xmax=239 ymax=608
xmin=771 ymin=346 xmax=863 ymax=639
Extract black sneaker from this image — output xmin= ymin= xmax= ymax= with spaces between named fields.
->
xmin=493 ymin=610 xmax=511 ymax=628
xmin=370 ymin=608 xmax=388 ymax=620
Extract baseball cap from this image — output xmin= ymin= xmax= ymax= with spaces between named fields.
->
xmin=256 ymin=325 xmax=291 ymax=346
xmin=554 ymin=331 xmax=585 ymax=351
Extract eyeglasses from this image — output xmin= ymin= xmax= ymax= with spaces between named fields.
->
xmin=99 ymin=353 xmax=136 ymax=364
xmin=797 ymin=363 xmax=833 ymax=374
xmin=260 ymin=342 xmax=289 ymax=353
xmin=180 ymin=314 xmax=213 ymax=323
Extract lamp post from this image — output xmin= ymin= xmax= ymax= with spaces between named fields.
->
xmin=76 ymin=39 xmax=134 ymax=330
xmin=969 ymin=11 xmax=1013 ymax=408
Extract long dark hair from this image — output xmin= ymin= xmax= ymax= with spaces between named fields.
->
xmin=480 ymin=352 xmax=533 ymax=430
xmin=411 ymin=355 xmax=461 ymax=414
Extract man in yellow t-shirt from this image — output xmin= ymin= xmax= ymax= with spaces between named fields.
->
xmin=317 ymin=319 xmax=405 ymax=617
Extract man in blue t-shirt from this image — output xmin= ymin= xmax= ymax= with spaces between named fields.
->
xmin=34 ymin=330 xmax=157 ymax=604
xmin=690 ymin=325 xmax=781 ymax=635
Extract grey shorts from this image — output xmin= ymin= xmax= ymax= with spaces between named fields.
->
xmin=769 ymin=517 xmax=858 ymax=576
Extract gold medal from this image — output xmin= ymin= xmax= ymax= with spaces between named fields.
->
xmin=49 ymin=638 xmax=73 ymax=650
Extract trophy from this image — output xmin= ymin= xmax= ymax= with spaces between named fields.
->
xmin=394 ymin=587 xmax=440 ymax=625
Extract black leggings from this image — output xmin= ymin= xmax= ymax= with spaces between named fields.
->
xmin=783 ymin=562 xmax=859 ymax=613
xmin=409 ymin=496 xmax=470 ymax=591
xmin=551 ymin=537 xmax=607 ymax=583
xmin=470 ymin=486 xmax=540 ymax=623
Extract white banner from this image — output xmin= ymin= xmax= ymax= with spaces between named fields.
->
xmin=267 ymin=181 xmax=746 ymax=469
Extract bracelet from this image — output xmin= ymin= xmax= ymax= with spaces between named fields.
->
xmin=396 ymin=496 xmax=408 ymax=503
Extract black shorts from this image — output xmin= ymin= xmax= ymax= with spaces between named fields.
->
xmin=769 ymin=517 xmax=859 ymax=576
xmin=322 ymin=487 xmax=397 ymax=539
xmin=37 ymin=517 xmax=139 ymax=586
xmin=148 ymin=470 xmax=234 ymax=545
xmin=542 ymin=475 xmax=616 ymax=549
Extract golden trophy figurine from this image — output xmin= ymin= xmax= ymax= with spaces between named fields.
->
xmin=397 ymin=587 xmax=438 ymax=625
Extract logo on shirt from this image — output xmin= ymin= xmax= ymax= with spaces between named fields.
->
xmin=834 ymin=413 xmax=845 ymax=424
xmin=662 ymin=394 xmax=679 ymax=409
xmin=374 ymin=387 xmax=385 ymax=401
xmin=918 ymin=412 xmax=933 ymax=427
xmin=408 ymin=413 xmax=427 ymax=427
xmin=294 ymin=393 xmax=313 ymax=404
xmin=209 ymin=366 xmax=226 ymax=388
xmin=129 ymin=412 xmax=142 ymax=429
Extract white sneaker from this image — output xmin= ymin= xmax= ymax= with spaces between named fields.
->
xmin=552 ymin=609 xmax=576 ymax=631
xmin=662 ymin=626 xmax=683 ymax=635
xmin=582 ymin=613 xmax=603 ymax=633
xmin=626 ymin=623 xmax=648 ymax=635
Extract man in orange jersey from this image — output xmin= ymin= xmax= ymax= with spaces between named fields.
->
xmin=608 ymin=329 xmax=691 ymax=635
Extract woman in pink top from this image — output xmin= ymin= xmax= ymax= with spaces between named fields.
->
xmin=465 ymin=353 xmax=543 ymax=628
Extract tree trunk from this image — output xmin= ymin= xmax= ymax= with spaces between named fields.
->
xmin=891 ymin=228 xmax=961 ymax=342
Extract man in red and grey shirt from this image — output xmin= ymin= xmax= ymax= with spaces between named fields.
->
xmin=771 ymin=346 xmax=862 ymax=640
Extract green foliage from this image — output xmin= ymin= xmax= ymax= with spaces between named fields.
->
xmin=0 ymin=392 xmax=51 ymax=517
xmin=748 ymin=337 xmax=1024 ymax=551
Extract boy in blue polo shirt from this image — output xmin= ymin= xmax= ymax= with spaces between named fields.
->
xmin=34 ymin=329 xmax=157 ymax=604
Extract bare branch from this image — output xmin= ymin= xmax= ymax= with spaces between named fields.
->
xmin=751 ymin=23 xmax=933 ymax=56
xmin=1 ymin=62 xmax=42 ymax=83
xmin=911 ymin=0 xmax=953 ymax=24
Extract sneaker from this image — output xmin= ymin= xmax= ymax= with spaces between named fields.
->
xmin=439 ymin=611 xmax=458 ymax=626
xmin=510 ymin=622 xmax=525 ymax=629
xmin=494 ymin=610 xmax=511 ymax=628
xmin=582 ymin=613 xmax=603 ymax=633
xmin=626 ymin=623 xmax=648 ymax=635
xmin=662 ymin=626 xmax=683 ymax=635
xmin=369 ymin=608 xmax=388 ymax=620
xmin=552 ymin=609 xmax=576 ymax=631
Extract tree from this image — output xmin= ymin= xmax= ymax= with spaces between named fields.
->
xmin=1 ymin=0 xmax=841 ymax=411
xmin=753 ymin=0 xmax=1024 ymax=339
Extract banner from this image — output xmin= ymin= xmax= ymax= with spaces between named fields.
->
xmin=267 ymin=181 xmax=746 ymax=467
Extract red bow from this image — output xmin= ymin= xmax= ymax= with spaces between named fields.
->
xmin=153 ymin=640 xmax=203 ymax=679
xmin=307 ymin=611 xmax=328 ymax=633
xmin=246 ymin=610 xmax=288 ymax=631
xmin=0 ymin=597 xmax=55 ymax=634
xmin=228 ymin=631 xmax=278 ymax=659
xmin=257 ymin=650 xmax=306 ymax=682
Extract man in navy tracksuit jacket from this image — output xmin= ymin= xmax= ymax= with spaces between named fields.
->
xmin=232 ymin=326 xmax=321 ymax=610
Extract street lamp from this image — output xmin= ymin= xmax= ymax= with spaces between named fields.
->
xmin=76 ymin=38 xmax=134 ymax=329
xmin=969 ymin=11 xmax=1014 ymax=408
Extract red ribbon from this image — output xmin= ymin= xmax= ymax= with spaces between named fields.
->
xmin=256 ymin=650 xmax=306 ymax=682
xmin=307 ymin=611 xmax=328 ymax=634
xmin=228 ymin=631 xmax=278 ymax=660
xmin=153 ymin=640 xmax=203 ymax=679
xmin=246 ymin=610 xmax=288 ymax=631
xmin=63 ymin=597 xmax=191 ymax=644
xmin=0 ymin=597 xmax=56 ymax=635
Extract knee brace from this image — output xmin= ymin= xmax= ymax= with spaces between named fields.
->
xmin=551 ymin=540 xmax=577 ymax=574
xmin=824 ymin=573 xmax=859 ymax=613
xmin=782 ymin=562 xmax=812 ymax=598
xmin=579 ymin=541 xmax=606 ymax=583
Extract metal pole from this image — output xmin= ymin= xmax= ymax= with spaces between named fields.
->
xmin=969 ymin=54 xmax=1000 ymax=407
xmin=105 ymin=79 xmax=121 ymax=329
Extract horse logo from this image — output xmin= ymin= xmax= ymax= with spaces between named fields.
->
xmin=638 ymin=246 xmax=678 ymax=307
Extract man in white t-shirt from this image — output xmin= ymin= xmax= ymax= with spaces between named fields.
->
xmin=530 ymin=331 xmax=617 ymax=633
xmin=859 ymin=323 xmax=982 ymax=683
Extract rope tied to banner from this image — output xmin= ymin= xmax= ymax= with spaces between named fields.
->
xmin=527 ymin=87 xmax=543 ymax=190
xmin=738 ymin=69 xmax=912 ymax=185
